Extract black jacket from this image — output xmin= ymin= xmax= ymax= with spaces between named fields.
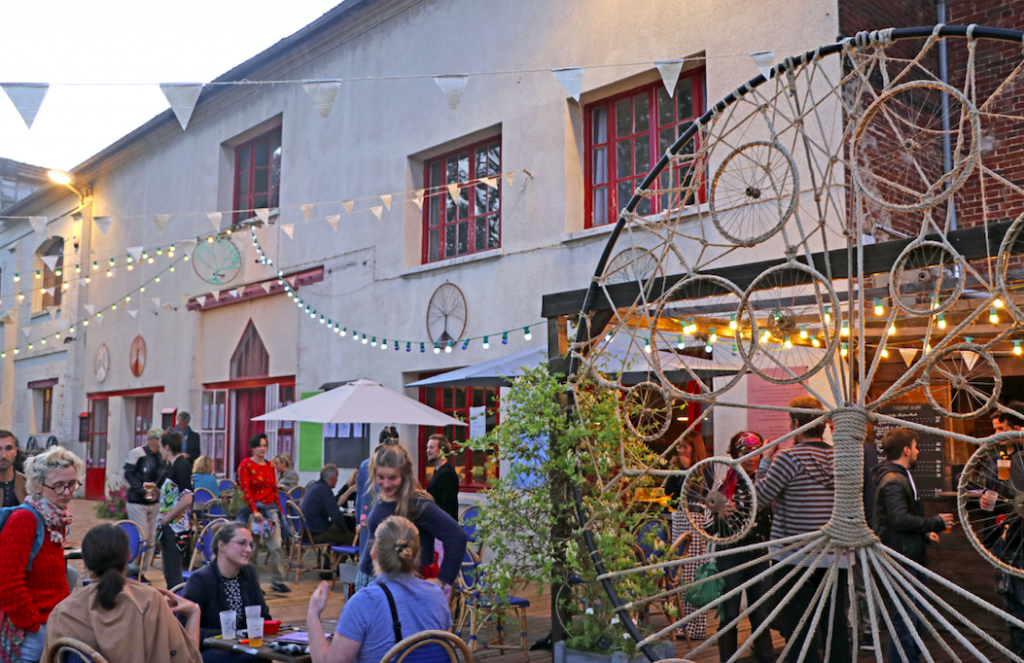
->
xmin=123 ymin=446 xmax=167 ymax=504
xmin=301 ymin=478 xmax=349 ymax=536
xmin=179 ymin=426 xmax=201 ymax=469
xmin=181 ymin=560 xmax=271 ymax=644
xmin=427 ymin=462 xmax=460 ymax=521
xmin=871 ymin=460 xmax=945 ymax=566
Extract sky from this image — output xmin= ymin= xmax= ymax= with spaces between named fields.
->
xmin=0 ymin=0 xmax=344 ymax=171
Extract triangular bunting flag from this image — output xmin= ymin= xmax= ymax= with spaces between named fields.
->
xmin=551 ymin=67 xmax=584 ymax=102
xmin=207 ymin=212 xmax=222 ymax=233
xmin=506 ymin=172 xmax=515 ymax=187
xmin=94 ymin=216 xmax=112 ymax=236
xmin=41 ymin=255 xmax=59 ymax=271
xmin=301 ymin=204 xmax=313 ymax=223
xmin=655 ymin=59 xmax=686 ymax=97
xmin=77 ymin=278 xmax=87 ymax=286
xmin=21 ymin=327 xmax=30 ymax=338
xmin=159 ymin=83 xmax=204 ymax=131
xmin=413 ymin=189 xmax=425 ymax=210
xmin=46 ymin=306 xmax=58 ymax=318
xmin=196 ymin=296 xmax=207 ymax=307
xmin=481 ymin=177 xmax=498 ymax=190
xmin=261 ymin=283 xmax=272 ymax=294
xmin=342 ymin=200 xmax=354 ymax=216
xmin=151 ymin=297 xmax=161 ymax=307
xmin=29 ymin=216 xmax=48 ymax=241
xmin=281 ymin=224 xmax=295 ymax=239
xmin=255 ymin=208 xmax=270 ymax=223
xmin=370 ymin=206 xmax=383 ymax=220
xmin=302 ymin=80 xmax=342 ymax=119
xmin=152 ymin=214 xmax=169 ymax=235
xmin=84 ymin=304 xmax=95 ymax=315
xmin=961 ymin=350 xmax=980 ymax=372
xmin=381 ymin=194 xmax=392 ymax=210
xmin=447 ymin=182 xmax=460 ymax=201
xmin=234 ymin=288 xmax=244 ymax=299
xmin=127 ymin=310 xmax=138 ymax=319
xmin=59 ymin=320 xmax=69 ymax=330
xmin=899 ymin=348 xmax=918 ymax=367
xmin=163 ymin=303 xmax=173 ymax=311
xmin=180 ymin=295 xmax=189 ymax=305
xmin=211 ymin=290 xmax=220 ymax=301
xmin=326 ymin=215 xmax=340 ymax=232
xmin=127 ymin=247 xmax=143 ymax=262
xmin=179 ymin=239 xmax=197 ymax=252
xmin=44 ymin=288 xmax=54 ymax=297
xmin=434 ymin=75 xmax=468 ymax=111
xmin=1 ymin=84 xmax=49 ymax=129
xmin=750 ymin=51 xmax=776 ymax=81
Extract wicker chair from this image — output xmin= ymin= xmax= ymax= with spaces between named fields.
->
xmin=379 ymin=629 xmax=473 ymax=663
xmin=45 ymin=637 xmax=110 ymax=663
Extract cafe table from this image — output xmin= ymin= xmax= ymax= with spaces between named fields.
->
xmin=202 ymin=620 xmax=338 ymax=662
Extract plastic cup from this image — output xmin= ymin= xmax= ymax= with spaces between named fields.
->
xmin=219 ymin=610 xmax=237 ymax=640
xmin=244 ymin=606 xmax=264 ymax=647
xmin=983 ymin=489 xmax=998 ymax=512
xmin=999 ymin=459 xmax=1011 ymax=481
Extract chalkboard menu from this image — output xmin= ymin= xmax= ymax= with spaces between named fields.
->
xmin=873 ymin=403 xmax=945 ymax=499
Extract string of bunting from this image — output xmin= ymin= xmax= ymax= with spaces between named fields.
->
xmin=0 ymin=50 xmax=788 ymax=131
xmin=246 ymin=229 xmax=543 ymax=354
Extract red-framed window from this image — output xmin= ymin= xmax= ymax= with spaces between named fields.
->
xmin=234 ymin=128 xmax=282 ymax=224
xmin=277 ymin=385 xmax=295 ymax=459
xmin=584 ymin=70 xmax=706 ymax=228
xmin=87 ymin=399 xmax=109 ymax=469
xmin=422 ymin=136 xmax=501 ymax=263
xmin=418 ymin=384 xmax=499 ymax=492
xmin=40 ymin=387 xmax=52 ymax=433
xmin=231 ymin=320 xmax=269 ymax=379
xmin=133 ymin=396 xmax=153 ymax=448
xmin=200 ymin=390 xmax=228 ymax=474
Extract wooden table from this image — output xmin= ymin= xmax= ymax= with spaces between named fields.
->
xmin=202 ymin=621 xmax=337 ymax=662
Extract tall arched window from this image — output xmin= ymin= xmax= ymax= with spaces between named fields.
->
xmin=36 ymin=237 xmax=64 ymax=310
xmin=231 ymin=320 xmax=269 ymax=379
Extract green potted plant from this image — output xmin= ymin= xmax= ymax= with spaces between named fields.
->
xmin=463 ymin=366 xmax=675 ymax=662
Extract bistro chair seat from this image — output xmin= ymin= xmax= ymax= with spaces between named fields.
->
xmin=45 ymin=637 xmax=110 ymax=663
xmin=379 ymin=629 xmax=473 ymax=663
xmin=113 ymin=520 xmax=146 ymax=581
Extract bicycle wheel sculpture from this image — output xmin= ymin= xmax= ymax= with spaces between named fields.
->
xmin=570 ymin=26 xmax=1024 ymax=662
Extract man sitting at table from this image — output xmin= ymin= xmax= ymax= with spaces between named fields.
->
xmin=302 ymin=464 xmax=356 ymax=546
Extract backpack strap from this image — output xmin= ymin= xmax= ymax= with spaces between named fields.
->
xmin=0 ymin=504 xmax=46 ymax=571
xmin=378 ymin=582 xmax=403 ymax=643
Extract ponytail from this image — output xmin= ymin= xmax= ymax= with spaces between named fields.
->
xmin=82 ymin=524 xmax=131 ymax=611
xmin=95 ymin=567 xmax=127 ymax=611
xmin=373 ymin=515 xmax=420 ymax=576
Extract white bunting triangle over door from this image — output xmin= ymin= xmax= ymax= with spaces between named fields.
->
xmin=302 ymin=80 xmax=342 ymax=119
xmin=160 ymin=83 xmax=204 ymax=131
xmin=41 ymin=255 xmax=60 ymax=271
xmin=434 ymin=76 xmax=468 ymax=111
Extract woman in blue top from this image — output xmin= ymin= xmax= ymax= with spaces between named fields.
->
xmin=356 ymin=444 xmax=467 ymax=594
xmin=306 ymin=515 xmax=451 ymax=663
xmin=191 ymin=456 xmax=221 ymax=497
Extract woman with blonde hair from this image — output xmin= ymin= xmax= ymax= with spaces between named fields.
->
xmin=355 ymin=445 xmax=466 ymax=594
xmin=307 ymin=516 xmax=451 ymax=663
xmin=272 ymin=454 xmax=298 ymax=492
xmin=191 ymin=455 xmax=220 ymax=497
xmin=0 ymin=447 xmax=83 ymax=663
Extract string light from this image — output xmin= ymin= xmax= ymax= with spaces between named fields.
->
xmin=784 ymin=337 xmax=792 ymax=349
xmin=938 ymin=314 xmax=946 ymax=329
xmin=841 ymin=343 xmax=847 ymax=357
xmin=434 ymin=342 xmax=440 ymax=354
xmin=889 ymin=323 xmax=897 ymax=335
xmin=811 ymin=337 xmax=820 ymax=348
xmin=799 ymin=326 xmax=808 ymax=339
xmin=841 ymin=321 xmax=849 ymax=337
xmin=995 ymin=298 xmax=1005 ymax=309
xmin=824 ymin=306 xmax=831 ymax=324
xmin=461 ymin=339 xmax=469 ymax=350
xmin=1014 ymin=340 xmax=1022 ymax=356
xmin=482 ymin=336 xmax=489 ymax=349
xmin=644 ymin=337 xmax=651 ymax=353
xmin=420 ymin=342 xmax=425 ymax=353
xmin=729 ymin=314 xmax=737 ymax=331
xmin=523 ymin=326 xmax=532 ymax=341
xmin=12 ymin=273 xmax=19 ymax=282
xmin=446 ymin=340 xmax=454 ymax=353
xmin=990 ymin=307 xmax=1000 ymax=324
xmin=34 ymin=270 xmax=40 ymax=279
xmin=677 ymin=335 xmax=685 ymax=350
xmin=881 ymin=346 xmax=889 ymax=358
xmin=874 ymin=299 xmax=884 ymax=316
xmin=502 ymin=331 xmax=508 ymax=345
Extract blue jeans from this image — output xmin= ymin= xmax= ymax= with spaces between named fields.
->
xmin=201 ymin=649 xmax=257 ymax=662
xmin=889 ymin=569 xmax=925 ymax=663
xmin=20 ymin=623 xmax=46 ymax=663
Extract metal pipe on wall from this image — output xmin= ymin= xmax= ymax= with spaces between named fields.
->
xmin=937 ymin=0 xmax=958 ymax=230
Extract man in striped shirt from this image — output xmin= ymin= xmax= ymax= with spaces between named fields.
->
xmin=755 ymin=396 xmax=850 ymax=663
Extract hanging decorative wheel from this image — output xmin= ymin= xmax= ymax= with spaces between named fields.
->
xmin=192 ymin=237 xmax=242 ymax=285
xmin=568 ymin=27 xmax=1024 ymax=663
xmin=426 ymin=282 xmax=468 ymax=344
xmin=603 ymin=248 xmax=662 ymax=286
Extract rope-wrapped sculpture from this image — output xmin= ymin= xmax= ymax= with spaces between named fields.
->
xmin=570 ymin=25 xmax=1024 ymax=662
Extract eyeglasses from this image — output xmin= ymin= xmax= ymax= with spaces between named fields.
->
xmin=42 ymin=480 xmax=81 ymax=494
xmin=230 ymin=539 xmax=255 ymax=549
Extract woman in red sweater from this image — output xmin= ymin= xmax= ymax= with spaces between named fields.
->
xmin=0 ymin=446 xmax=83 ymax=663
xmin=237 ymin=433 xmax=289 ymax=593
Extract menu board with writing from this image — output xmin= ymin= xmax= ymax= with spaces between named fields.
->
xmin=873 ymin=403 xmax=945 ymax=499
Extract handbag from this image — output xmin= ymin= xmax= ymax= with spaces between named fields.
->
xmin=685 ymin=559 xmax=724 ymax=608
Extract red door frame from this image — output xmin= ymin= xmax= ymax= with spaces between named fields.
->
xmin=85 ymin=399 xmax=109 ymax=500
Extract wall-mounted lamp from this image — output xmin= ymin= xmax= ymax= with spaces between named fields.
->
xmin=47 ymin=170 xmax=91 ymax=204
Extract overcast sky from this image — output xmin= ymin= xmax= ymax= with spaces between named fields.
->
xmin=0 ymin=0 xmax=343 ymax=171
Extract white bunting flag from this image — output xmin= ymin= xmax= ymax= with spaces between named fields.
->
xmin=41 ymin=255 xmax=60 ymax=271
xmin=59 ymin=319 xmax=69 ymax=330
xmin=447 ymin=182 xmax=460 ymax=201
xmin=342 ymin=200 xmax=354 ymax=216
xmin=46 ymin=306 xmax=58 ymax=318
xmin=160 ymin=83 xmax=204 ymax=131
xmin=84 ymin=304 xmax=95 ymax=315
xmin=506 ymin=172 xmax=515 ymax=187
xmin=301 ymin=204 xmax=313 ymax=223
xmin=29 ymin=216 xmax=48 ymax=241
xmin=0 ymin=311 xmax=12 ymax=325
xmin=413 ymin=189 xmax=425 ymax=210
xmin=151 ymin=297 xmax=161 ymax=307
xmin=21 ymin=327 xmax=30 ymax=338
xmin=127 ymin=247 xmax=143 ymax=262
xmin=551 ymin=67 xmax=584 ymax=102
xmin=961 ymin=350 xmax=979 ymax=372
xmin=207 ymin=212 xmax=222 ymax=233
xmin=44 ymin=288 xmax=54 ymax=297
xmin=381 ymin=194 xmax=392 ymax=210
xmin=235 ymin=287 xmax=245 ymax=298
xmin=481 ymin=177 xmax=498 ymax=190
xmin=281 ymin=224 xmax=295 ymax=239
xmin=434 ymin=75 xmax=468 ymax=111
xmin=77 ymin=278 xmax=87 ymax=286
xmin=655 ymin=59 xmax=686 ymax=97
xmin=127 ymin=310 xmax=138 ymax=319
xmin=899 ymin=347 xmax=918 ymax=367
xmin=179 ymin=239 xmax=197 ymax=253
xmin=152 ymin=214 xmax=169 ymax=235
xmin=1 ymin=83 xmax=49 ymax=129
xmin=261 ymin=283 xmax=272 ymax=294
xmin=180 ymin=295 xmax=190 ymax=305
xmin=750 ymin=51 xmax=776 ymax=81
xmin=211 ymin=290 xmax=220 ymax=302
xmin=255 ymin=208 xmax=270 ymax=224
xmin=302 ymin=80 xmax=342 ymax=119
xmin=94 ymin=216 xmax=112 ymax=236
xmin=163 ymin=303 xmax=174 ymax=311
xmin=326 ymin=215 xmax=340 ymax=232
xmin=370 ymin=206 xmax=383 ymax=220
xmin=196 ymin=295 xmax=207 ymax=307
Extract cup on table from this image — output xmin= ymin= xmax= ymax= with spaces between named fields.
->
xmin=219 ymin=610 xmax=237 ymax=640
xmin=999 ymin=459 xmax=1012 ymax=481
xmin=982 ymin=489 xmax=999 ymax=512
xmin=244 ymin=606 xmax=264 ymax=647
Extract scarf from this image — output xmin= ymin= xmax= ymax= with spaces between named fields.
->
xmin=23 ymin=495 xmax=72 ymax=545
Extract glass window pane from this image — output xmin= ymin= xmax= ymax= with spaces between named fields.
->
xmin=488 ymin=187 xmax=499 ymax=213
xmin=430 ymin=160 xmax=441 ymax=187
xmin=593 ymin=187 xmax=608 ymax=226
xmin=616 ymin=98 xmax=631 ymax=138
xmin=458 ymin=186 xmax=469 ymax=220
xmin=475 ymin=183 xmax=487 ymax=216
xmin=253 ymin=194 xmax=268 ymax=209
xmin=677 ymin=79 xmax=694 ymax=119
xmin=472 ymin=387 xmax=483 ymax=408
xmin=455 ymin=388 xmax=466 ymax=409
xmin=659 ymin=172 xmax=671 ymax=212
xmin=658 ymin=88 xmax=675 ymax=127
xmin=458 ymin=152 xmax=469 ymax=182
xmin=592 ymin=107 xmax=607 ymax=144
xmin=634 ymin=136 xmax=650 ymax=175
xmin=475 ymin=217 xmax=486 ymax=252
xmin=254 ymin=140 xmax=270 ymax=166
xmin=616 ymin=140 xmax=632 ymax=179
xmin=636 ymin=179 xmax=652 ymax=216
xmin=633 ymin=93 xmax=649 ymax=133
xmin=593 ymin=147 xmax=607 ymax=185
xmin=618 ymin=180 xmax=633 ymax=211
xmin=457 ymin=221 xmax=468 ymax=255
xmin=429 ymin=193 xmax=439 ymax=227
xmin=678 ymin=122 xmax=695 ymax=155
xmin=236 ymin=145 xmax=250 ymax=170
xmin=254 ymin=168 xmax=269 ymax=194
xmin=445 ymin=225 xmax=456 ymax=258
xmin=269 ymin=188 xmax=280 ymax=209
xmin=475 ymin=147 xmax=487 ymax=180
xmin=446 ymin=156 xmax=458 ymax=184
xmin=488 ymin=214 xmax=500 ymax=248
xmin=237 ymin=173 xmax=249 ymax=198
xmin=425 ymin=388 xmax=436 ymax=408
xmin=488 ymin=143 xmax=500 ymax=175
xmin=659 ymin=127 xmax=675 ymax=156
xmin=446 ymin=189 xmax=457 ymax=224
xmin=428 ymin=228 xmax=439 ymax=262
xmin=443 ymin=388 xmax=453 ymax=410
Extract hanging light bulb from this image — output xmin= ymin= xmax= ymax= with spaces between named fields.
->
xmin=371 ymin=337 xmax=377 ymax=347
xmin=502 ymin=331 xmax=508 ymax=345
xmin=841 ymin=343 xmax=848 ymax=357
xmin=889 ymin=323 xmax=897 ymax=335
xmin=841 ymin=321 xmax=850 ymax=337
xmin=84 ymin=277 xmax=91 ymax=284
xmin=874 ymin=299 xmax=884 ymax=316
xmin=677 ymin=335 xmax=685 ymax=350
xmin=446 ymin=340 xmax=454 ymax=353
xmin=126 ymin=255 xmax=133 ymax=264
xmin=990 ymin=307 xmax=1000 ymax=324
xmin=881 ymin=347 xmax=889 ymax=358
xmin=105 ymin=269 xmax=112 ymax=277
xmin=13 ymin=273 xmax=19 ymax=282
xmin=340 ymin=327 xmax=347 ymax=337
xmin=799 ymin=326 xmax=808 ymax=339
xmin=461 ymin=339 xmax=469 ymax=350
xmin=361 ymin=334 xmax=368 ymax=344
xmin=812 ymin=336 xmax=820 ymax=348
xmin=482 ymin=337 xmax=490 ymax=350
xmin=784 ymin=337 xmax=792 ymax=349
xmin=644 ymin=338 xmax=651 ymax=353
xmin=995 ymin=298 xmax=1005 ymax=309
xmin=406 ymin=342 xmax=412 ymax=352
xmin=109 ymin=258 xmax=115 ymax=267
xmin=155 ymin=277 xmax=160 ymax=283
xmin=938 ymin=314 xmax=946 ymax=330
xmin=156 ymin=248 xmax=163 ymax=256
xmin=34 ymin=270 xmax=40 ymax=279
xmin=382 ymin=339 xmax=389 ymax=351
xmin=824 ymin=306 xmax=831 ymax=324
xmin=434 ymin=342 xmax=440 ymax=354
xmin=524 ymin=326 xmax=532 ymax=341
xmin=420 ymin=342 xmax=425 ymax=353
xmin=710 ymin=332 xmax=717 ymax=344
xmin=1014 ymin=340 xmax=1022 ymax=356
xmin=729 ymin=314 xmax=737 ymax=331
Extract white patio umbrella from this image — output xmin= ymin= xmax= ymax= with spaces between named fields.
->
xmin=252 ymin=378 xmax=467 ymax=427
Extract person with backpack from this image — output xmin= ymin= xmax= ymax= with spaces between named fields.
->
xmin=0 ymin=446 xmax=83 ymax=663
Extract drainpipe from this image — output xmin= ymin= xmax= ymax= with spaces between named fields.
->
xmin=937 ymin=0 xmax=957 ymax=230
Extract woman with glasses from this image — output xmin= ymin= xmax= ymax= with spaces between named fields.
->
xmin=0 ymin=446 xmax=83 ymax=663
xmin=182 ymin=522 xmax=271 ymax=663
